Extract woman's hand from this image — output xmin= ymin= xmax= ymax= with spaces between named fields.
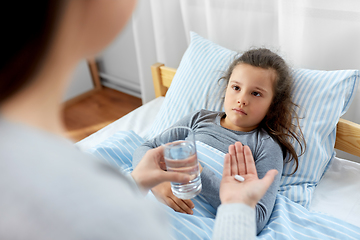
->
xmin=131 ymin=146 xmax=191 ymax=193
xmin=220 ymin=142 xmax=278 ymax=208
xmin=151 ymin=182 xmax=194 ymax=214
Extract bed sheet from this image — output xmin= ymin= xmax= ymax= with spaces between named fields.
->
xmin=76 ymin=96 xmax=360 ymax=229
xmin=309 ymin=157 xmax=360 ymax=228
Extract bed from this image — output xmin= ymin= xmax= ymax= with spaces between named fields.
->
xmin=77 ymin=32 xmax=360 ymax=239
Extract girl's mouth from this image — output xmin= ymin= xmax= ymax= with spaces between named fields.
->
xmin=233 ymin=108 xmax=247 ymax=115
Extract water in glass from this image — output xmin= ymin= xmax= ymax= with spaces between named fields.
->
xmin=164 ymin=140 xmax=202 ymax=199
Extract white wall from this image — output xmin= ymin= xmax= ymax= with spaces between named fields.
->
xmin=96 ymin=19 xmax=141 ymax=98
xmin=64 ymin=19 xmax=141 ymax=101
xmin=63 ymin=60 xmax=94 ymax=101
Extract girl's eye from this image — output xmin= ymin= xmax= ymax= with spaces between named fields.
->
xmin=252 ymin=92 xmax=261 ymax=97
xmin=232 ymin=86 xmax=240 ymax=91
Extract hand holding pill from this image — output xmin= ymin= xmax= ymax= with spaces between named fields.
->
xmin=219 ymin=142 xmax=278 ymax=208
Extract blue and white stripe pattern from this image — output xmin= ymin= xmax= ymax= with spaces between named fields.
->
xmin=145 ymin=31 xmax=360 ymax=208
xmin=86 ymin=130 xmax=144 ymax=173
xmin=88 ymin=135 xmax=360 ymax=239
xmin=259 ymin=194 xmax=360 ymax=240
xmin=145 ymin=32 xmax=236 ymax=140
xmin=280 ymin=68 xmax=359 ymax=208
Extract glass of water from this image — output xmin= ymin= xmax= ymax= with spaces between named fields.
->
xmin=160 ymin=126 xmax=202 ymax=199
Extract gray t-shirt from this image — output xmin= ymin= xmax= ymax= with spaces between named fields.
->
xmin=133 ymin=109 xmax=283 ymax=233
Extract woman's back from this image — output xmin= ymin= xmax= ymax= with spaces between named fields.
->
xmin=0 ymin=116 xmax=169 ymax=240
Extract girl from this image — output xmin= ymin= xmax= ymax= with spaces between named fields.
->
xmin=133 ymin=48 xmax=305 ymax=233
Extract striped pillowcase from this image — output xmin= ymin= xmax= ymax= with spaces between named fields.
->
xmin=86 ymin=130 xmax=144 ymax=173
xmin=145 ymin=32 xmax=359 ymax=208
xmin=145 ymin=32 xmax=236 ymax=140
xmin=281 ymin=69 xmax=358 ymax=207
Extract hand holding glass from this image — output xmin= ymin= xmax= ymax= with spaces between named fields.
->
xmin=160 ymin=126 xmax=202 ymax=199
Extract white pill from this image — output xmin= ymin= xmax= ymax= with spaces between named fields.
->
xmin=234 ymin=175 xmax=245 ymax=182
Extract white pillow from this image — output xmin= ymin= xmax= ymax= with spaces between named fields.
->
xmin=146 ymin=32 xmax=359 ymax=208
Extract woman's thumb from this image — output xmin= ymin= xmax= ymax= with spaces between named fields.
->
xmin=162 ymin=171 xmax=191 ymax=183
xmin=260 ymin=169 xmax=278 ymax=190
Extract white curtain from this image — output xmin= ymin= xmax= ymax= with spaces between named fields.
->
xmin=127 ymin=0 xmax=360 ymax=161
xmin=99 ymin=0 xmax=360 ymax=124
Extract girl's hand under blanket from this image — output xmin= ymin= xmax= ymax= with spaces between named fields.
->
xmin=151 ymin=182 xmax=195 ymax=215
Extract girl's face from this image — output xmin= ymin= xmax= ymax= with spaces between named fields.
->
xmin=221 ymin=63 xmax=276 ymax=132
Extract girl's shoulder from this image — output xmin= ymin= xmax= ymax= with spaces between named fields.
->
xmin=197 ymin=109 xmax=223 ymax=114
xmin=195 ymin=109 xmax=224 ymax=119
xmin=257 ymin=128 xmax=281 ymax=147
xmin=254 ymin=128 xmax=283 ymax=160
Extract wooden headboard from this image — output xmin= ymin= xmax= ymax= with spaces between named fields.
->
xmin=151 ymin=62 xmax=360 ymax=158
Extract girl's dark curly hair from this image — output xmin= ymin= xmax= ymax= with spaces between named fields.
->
xmin=220 ymin=48 xmax=306 ymax=174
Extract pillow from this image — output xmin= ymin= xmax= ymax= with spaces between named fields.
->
xmin=86 ymin=130 xmax=144 ymax=173
xmin=146 ymin=32 xmax=360 ymax=208
xmin=280 ymin=69 xmax=359 ymax=207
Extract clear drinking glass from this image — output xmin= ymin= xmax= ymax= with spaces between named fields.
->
xmin=160 ymin=126 xmax=202 ymax=199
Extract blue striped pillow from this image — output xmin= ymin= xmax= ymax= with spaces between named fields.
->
xmin=86 ymin=130 xmax=145 ymax=173
xmin=280 ymin=69 xmax=359 ymax=207
xmin=146 ymin=32 xmax=359 ymax=208
xmin=145 ymin=32 xmax=236 ymax=139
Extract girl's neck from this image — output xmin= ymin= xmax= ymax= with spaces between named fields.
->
xmin=220 ymin=115 xmax=259 ymax=132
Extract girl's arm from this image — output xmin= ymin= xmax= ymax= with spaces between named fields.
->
xmin=251 ymin=138 xmax=283 ymax=234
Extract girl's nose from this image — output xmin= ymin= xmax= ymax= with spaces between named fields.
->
xmin=237 ymin=93 xmax=248 ymax=106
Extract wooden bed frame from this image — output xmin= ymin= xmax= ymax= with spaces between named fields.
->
xmin=151 ymin=62 xmax=360 ymax=158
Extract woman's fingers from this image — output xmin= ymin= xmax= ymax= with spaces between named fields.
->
xmin=234 ymin=142 xmax=245 ymax=175
xmin=228 ymin=144 xmax=238 ymax=175
xmin=243 ymin=145 xmax=257 ymax=175
xmin=223 ymin=153 xmax=231 ymax=177
xmin=160 ymin=171 xmax=191 ymax=184
xmin=259 ymin=169 xmax=278 ymax=193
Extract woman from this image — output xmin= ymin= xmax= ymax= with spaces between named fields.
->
xmin=0 ymin=1 xmax=277 ymax=239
